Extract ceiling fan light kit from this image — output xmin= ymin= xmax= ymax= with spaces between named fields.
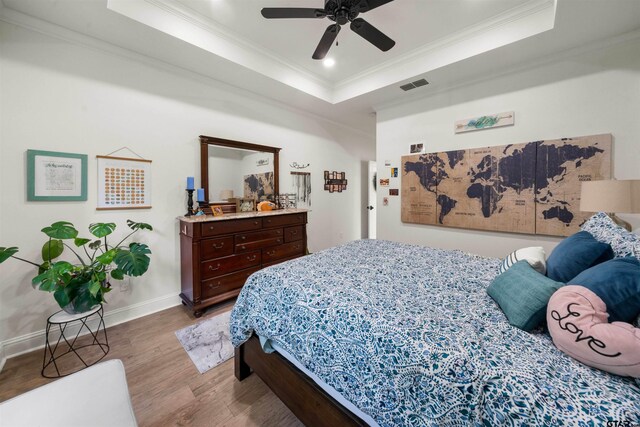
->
xmin=261 ymin=0 xmax=396 ymax=60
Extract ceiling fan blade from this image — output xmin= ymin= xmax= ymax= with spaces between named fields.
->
xmin=261 ymin=8 xmax=327 ymax=19
xmin=350 ymin=18 xmax=395 ymax=52
xmin=312 ymin=24 xmax=341 ymax=60
xmin=358 ymin=0 xmax=395 ymax=13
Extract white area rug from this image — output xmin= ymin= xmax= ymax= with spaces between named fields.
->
xmin=175 ymin=310 xmax=234 ymax=374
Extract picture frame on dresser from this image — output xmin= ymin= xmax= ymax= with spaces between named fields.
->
xmin=211 ymin=205 xmax=224 ymax=216
xmin=236 ymin=198 xmax=256 ymax=213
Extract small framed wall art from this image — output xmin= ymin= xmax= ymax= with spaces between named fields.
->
xmin=324 ymin=171 xmax=347 ymax=193
xmin=27 ymin=149 xmax=88 ymax=201
xmin=97 ymin=155 xmax=152 ymax=210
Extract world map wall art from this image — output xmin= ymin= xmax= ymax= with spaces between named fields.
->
xmin=401 ymin=133 xmax=611 ymax=237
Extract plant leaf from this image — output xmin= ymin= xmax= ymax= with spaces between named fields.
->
xmin=74 ymin=237 xmax=91 ymax=247
xmin=88 ymin=240 xmax=102 ymax=250
xmin=113 ymin=243 xmax=151 ymax=277
xmin=41 ymin=221 xmax=78 ymax=239
xmin=41 ymin=240 xmax=64 ymax=262
xmin=110 ymin=269 xmax=125 ymax=280
xmin=96 ymin=248 xmax=117 ymax=265
xmin=89 ymin=222 xmax=116 ymax=238
xmin=32 ymin=261 xmax=74 ymax=292
xmin=88 ymin=280 xmax=102 ymax=297
xmin=0 ymin=247 xmax=18 ymax=264
xmin=127 ymin=220 xmax=153 ymax=231
xmin=38 ymin=261 xmax=50 ymax=275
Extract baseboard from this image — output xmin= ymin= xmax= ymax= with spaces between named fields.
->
xmin=0 ymin=293 xmax=181 ymax=371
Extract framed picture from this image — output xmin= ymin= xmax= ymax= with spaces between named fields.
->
xmin=97 ymin=155 xmax=152 ymax=210
xmin=410 ymin=143 xmax=424 ymax=154
xmin=211 ymin=205 xmax=224 ymax=216
xmin=27 ymin=150 xmax=88 ymax=201
xmin=236 ymin=198 xmax=256 ymax=212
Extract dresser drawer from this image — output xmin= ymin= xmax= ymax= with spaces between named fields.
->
xmin=201 ymin=267 xmax=261 ymax=299
xmin=263 ymin=241 xmax=305 ymax=263
xmin=236 ymin=237 xmax=283 ymax=252
xmin=201 ymin=251 xmax=261 ymax=280
xmin=201 ymin=218 xmax=262 ymax=237
xmin=284 ymin=225 xmax=303 ymax=242
xmin=262 ymin=213 xmax=305 ymax=228
xmin=200 ymin=236 xmax=234 ymax=260
xmin=235 ymin=228 xmax=283 ymax=245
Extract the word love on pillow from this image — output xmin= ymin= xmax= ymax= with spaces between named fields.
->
xmin=547 ymin=285 xmax=640 ymax=378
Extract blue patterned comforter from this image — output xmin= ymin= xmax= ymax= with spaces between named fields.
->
xmin=230 ymin=239 xmax=640 ymax=426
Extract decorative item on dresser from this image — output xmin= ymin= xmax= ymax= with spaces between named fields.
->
xmin=179 ymin=209 xmax=308 ymax=317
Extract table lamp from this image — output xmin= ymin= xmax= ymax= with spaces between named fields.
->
xmin=580 ymin=179 xmax=640 ymax=231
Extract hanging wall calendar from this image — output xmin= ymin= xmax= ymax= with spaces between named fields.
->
xmin=97 ymin=154 xmax=152 ymax=210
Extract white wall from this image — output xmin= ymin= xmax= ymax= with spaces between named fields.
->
xmin=0 ymin=20 xmax=373 ymax=361
xmin=376 ymin=35 xmax=640 ymax=258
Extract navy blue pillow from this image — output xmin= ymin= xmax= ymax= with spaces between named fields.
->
xmin=569 ymin=257 xmax=640 ymax=323
xmin=546 ymin=231 xmax=613 ymax=282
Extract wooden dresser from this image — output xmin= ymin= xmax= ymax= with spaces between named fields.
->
xmin=179 ymin=209 xmax=308 ymax=317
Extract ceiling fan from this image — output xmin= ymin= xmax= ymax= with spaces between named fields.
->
xmin=261 ymin=0 xmax=396 ymax=60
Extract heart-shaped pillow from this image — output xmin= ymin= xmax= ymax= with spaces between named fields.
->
xmin=547 ymin=285 xmax=640 ymax=378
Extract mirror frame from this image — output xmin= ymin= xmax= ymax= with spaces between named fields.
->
xmin=199 ymin=135 xmax=281 ymax=205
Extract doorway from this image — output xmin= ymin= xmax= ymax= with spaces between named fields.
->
xmin=367 ymin=160 xmax=377 ymax=239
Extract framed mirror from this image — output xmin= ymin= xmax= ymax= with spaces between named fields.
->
xmin=200 ymin=136 xmax=281 ymax=210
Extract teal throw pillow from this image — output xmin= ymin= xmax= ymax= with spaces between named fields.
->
xmin=488 ymin=261 xmax=563 ymax=331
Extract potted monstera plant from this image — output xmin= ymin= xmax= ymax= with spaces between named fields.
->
xmin=0 ymin=220 xmax=152 ymax=314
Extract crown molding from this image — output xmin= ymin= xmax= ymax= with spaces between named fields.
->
xmin=0 ymin=6 xmax=374 ymax=139
xmin=108 ymin=0 xmax=556 ymax=104
xmin=372 ymin=27 xmax=640 ymax=113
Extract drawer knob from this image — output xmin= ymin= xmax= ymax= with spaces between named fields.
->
xmin=246 ymin=255 xmax=257 ymax=261
xmin=266 ymin=219 xmax=272 ymax=224
xmin=240 ymin=236 xmax=246 ymax=240
xmin=241 ymin=245 xmax=246 ymax=250
xmin=266 ymin=250 xmax=276 ymax=256
xmin=208 ymin=283 xmax=220 ymax=290
xmin=277 ymin=239 xmax=282 ymax=243
xmin=212 ymin=242 xmax=224 ymax=249
xmin=208 ymin=263 xmax=221 ymax=271
xmin=291 ymin=230 xmax=297 ymax=235
xmin=254 ymin=221 xmax=259 ymax=225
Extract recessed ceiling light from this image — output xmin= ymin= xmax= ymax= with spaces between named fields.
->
xmin=323 ymin=58 xmax=335 ymax=68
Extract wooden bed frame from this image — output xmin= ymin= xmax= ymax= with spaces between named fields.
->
xmin=235 ymin=335 xmax=367 ymax=426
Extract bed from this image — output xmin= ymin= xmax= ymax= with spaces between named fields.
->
xmin=230 ymin=239 xmax=640 ymax=426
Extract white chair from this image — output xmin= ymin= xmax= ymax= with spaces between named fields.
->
xmin=0 ymin=359 xmax=137 ymax=427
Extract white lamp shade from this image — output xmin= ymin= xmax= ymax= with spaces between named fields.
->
xmin=219 ymin=190 xmax=234 ymax=200
xmin=580 ymin=180 xmax=640 ymax=213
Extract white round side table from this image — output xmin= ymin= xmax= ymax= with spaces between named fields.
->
xmin=41 ymin=304 xmax=109 ymax=378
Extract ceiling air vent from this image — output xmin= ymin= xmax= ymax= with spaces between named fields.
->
xmin=400 ymin=78 xmax=429 ymax=91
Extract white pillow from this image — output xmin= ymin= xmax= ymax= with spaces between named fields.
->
xmin=499 ymin=247 xmax=546 ymax=275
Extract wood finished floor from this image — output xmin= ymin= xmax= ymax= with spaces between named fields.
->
xmin=0 ymin=302 xmax=304 ymax=427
